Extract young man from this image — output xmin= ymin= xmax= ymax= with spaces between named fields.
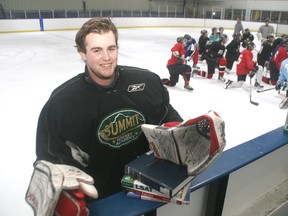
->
xmin=198 ymin=29 xmax=210 ymax=61
xmin=233 ymin=17 xmax=244 ymax=35
xmin=271 ymin=40 xmax=288 ymax=81
xmin=225 ymin=41 xmax=258 ymax=89
xmin=184 ymin=34 xmax=199 ymax=69
xmin=257 ymin=19 xmax=275 ymax=41
xmin=196 ymin=34 xmax=228 ymax=81
xmin=241 ymin=28 xmax=254 ymax=48
xmin=257 ymin=34 xmax=275 ymax=86
xmin=209 ymin=27 xmax=220 ymax=43
xmin=276 ymin=58 xmax=288 ymax=109
xmin=162 ymin=36 xmax=193 ymax=91
xmin=26 ymin=17 xmax=183 ymax=216
xmin=217 ymin=27 xmax=225 ymax=37
xmin=225 ymin=33 xmax=242 ymax=73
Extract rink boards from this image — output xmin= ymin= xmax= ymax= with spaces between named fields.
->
xmin=88 ymin=126 xmax=288 ymax=216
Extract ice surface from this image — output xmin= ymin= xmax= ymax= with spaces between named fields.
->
xmin=0 ymin=28 xmax=286 ymax=215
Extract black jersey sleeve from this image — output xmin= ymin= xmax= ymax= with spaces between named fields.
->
xmin=35 ymin=75 xmax=91 ymax=170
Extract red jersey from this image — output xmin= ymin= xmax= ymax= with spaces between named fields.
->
xmin=167 ymin=42 xmax=186 ymax=67
xmin=236 ymin=49 xmax=256 ymax=75
xmin=271 ymin=46 xmax=288 ymax=70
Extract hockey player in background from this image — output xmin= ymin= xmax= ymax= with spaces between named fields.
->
xmin=276 ymin=58 xmax=288 ymax=109
xmin=267 ymin=39 xmax=288 ymax=86
xmin=194 ymin=34 xmax=228 ymax=81
xmin=273 ymin=34 xmax=288 ymax=51
xmin=162 ymin=36 xmax=194 ymax=90
xmin=184 ymin=34 xmax=199 ymax=69
xmin=241 ymin=28 xmax=254 ymax=48
xmin=225 ymin=41 xmax=258 ymax=89
xmin=258 ymin=35 xmax=275 ymax=86
xmin=209 ymin=27 xmax=220 ymax=43
xmin=225 ymin=33 xmax=242 ymax=73
xmin=217 ymin=27 xmax=225 ymax=37
xmin=198 ymin=29 xmax=210 ymax=61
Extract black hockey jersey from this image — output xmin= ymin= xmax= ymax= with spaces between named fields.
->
xmin=225 ymin=39 xmax=241 ymax=61
xmin=36 ymin=65 xmax=182 ymax=199
xmin=257 ymin=40 xmax=274 ymax=66
xmin=205 ymin=41 xmax=226 ymax=59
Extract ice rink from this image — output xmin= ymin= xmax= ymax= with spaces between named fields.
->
xmin=0 ymin=27 xmax=286 ymax=215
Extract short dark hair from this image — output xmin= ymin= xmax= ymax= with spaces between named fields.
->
xmin=75 ymin=17 xmax=118 ymax=53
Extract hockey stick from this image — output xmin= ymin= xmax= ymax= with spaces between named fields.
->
xmin=250 ymin=77 xmax=259 ymax=106
xmin=257 ymin=87 xmax=275 ymax=93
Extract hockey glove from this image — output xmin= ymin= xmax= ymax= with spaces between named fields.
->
xmin=172 ymin=51 xmax=180 ymax=57
xmin=25 ymin=160 xmax=98 ymax=216
xmin=253 ymin=61 xmax=259 ymax=72
xmin=185 ymin=56 xmax=192 ymax=62
xmin=141 ymin=110 xmax=226 ymax=175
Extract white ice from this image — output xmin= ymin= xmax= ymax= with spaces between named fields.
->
xmin=0 ymin=28 xmax=286 ymax=215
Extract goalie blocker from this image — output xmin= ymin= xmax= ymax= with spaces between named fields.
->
xmin=25 ymin=160 xmax=98 ymax=216
xmin=141 ymin=110 xmax=226 ymax=175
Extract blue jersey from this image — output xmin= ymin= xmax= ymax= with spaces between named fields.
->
xmin=184 ymin=38 xmax=197 ymax=57
xmin=278 ymin=58 xmax=288 ymax=90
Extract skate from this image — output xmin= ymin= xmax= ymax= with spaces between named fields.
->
xmin=282 ymin=81 xmax=287 ymax=91
xmin=162 ymin=78 xmax=171 ymax=86
xmin=225 ymin=80 xmax=233 ymax=89
xmin=279 ymin=97 xmax=288 ymax=109
xmin=254 ymin=82 xmax=264 ymax=89
xmin=191 ymin=69 xmax=199 ymax=77
xmin=225 ymin=68 xmax=231 ymax=74
xmin=184 ymin=84 xmax=194 ymax=91
xmin=218 ymin=76 xmax=225 ymax=82
xmin=192 ymin=64 xmax=200 ymax=70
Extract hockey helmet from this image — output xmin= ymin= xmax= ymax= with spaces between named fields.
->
xmin=281 ymin=34 xmax=288 ymax=39
xmin=244 ymin=28 xmax=250 ymax=33
xmin=177 ymin=36 xmax=187 ymax=43
xmin=200 ymin=29 xmax=208 ymax=35
xmin=184 ymin=34 xmax=192 ymax=40
xmin=266 ymin=34 xmax=275 ymax=40
xmin=219 ymin=34 xmax=228 ymax=42
xmin=246 ymin=41 xmax=255 ymax=50
xmin=233 ymin=33 xmax=242 ymax=40
xmin=281 ymin=34 xmax=288 ymax=42
xmin=281 ymin=40 xmax=288 ymax=47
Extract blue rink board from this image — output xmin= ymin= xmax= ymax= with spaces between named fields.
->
xmin=88 ymin=126 xmax=288 ymax=216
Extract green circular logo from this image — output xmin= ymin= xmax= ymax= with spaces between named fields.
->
xmin=98 ymin=109 xmax=146 ymax=148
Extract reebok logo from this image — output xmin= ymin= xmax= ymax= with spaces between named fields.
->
xmin=127 ymin=83 xmax=145 ymax=92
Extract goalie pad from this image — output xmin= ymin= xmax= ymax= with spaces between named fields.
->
xmin=141 ymin=110 xmax=226 ymax=175
xmin=25 ymin=160 xmax=98 ymax=216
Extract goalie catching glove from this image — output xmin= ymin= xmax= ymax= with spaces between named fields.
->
xmin=141 ymin=110 xmax=226 ymax=175
xmin=25 ymin=160 xmax=98 ymax=216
